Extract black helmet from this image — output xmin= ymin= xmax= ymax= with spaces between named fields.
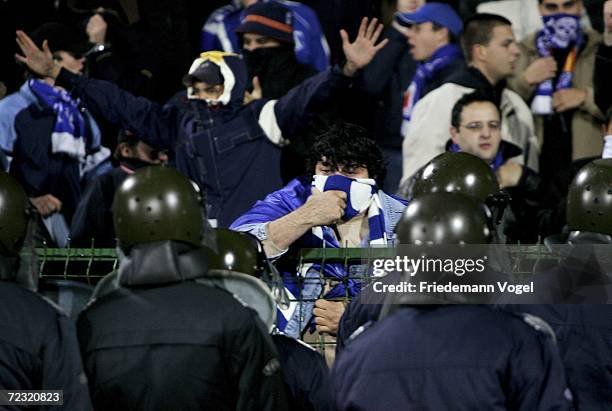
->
xmin=203 ymin=228 xmax=288 ymax=331
xmin=412 ymin=152 xmax=500 ymax=201
xmin=113 ymin=166 xmax=203 ymax=250
xmin=0 ymin=171 xmax=29 ymax=256
xmin=396 ymin=192 xmax=494 ymax=244
xmin=567 ymin=158 xmax=612 ymax=235
xmin=205 ymin=228 xmax=269 ymax=277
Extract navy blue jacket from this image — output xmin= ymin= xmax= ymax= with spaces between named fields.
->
xmin=332 ymin=305 xmax=572 ymax=411
xmin=272 ymin=334 xmax=335 ymax=411
xmin=0 ymin=280 xmax=92 ymax=410
xmin=55 ymin=56 xmax=351 ymax=227
xmin=501 ymin=241 xmax=612 ymax=410
xmin=516 ymin=305 xmax=612 ymax=410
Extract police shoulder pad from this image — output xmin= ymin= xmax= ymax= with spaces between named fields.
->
xmin=518 ymin=312 xmax=557 ymax=344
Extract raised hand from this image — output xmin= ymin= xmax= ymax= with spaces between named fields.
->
xmin=15 ymin=30 xmax=60 ymax=80
xmin=244 ymin=76 xmax=263 ymax=105
xmin=86 ymin=14 xmax=108 ymax=45
xmin=341 ymin=17 xmax=388 ymax=77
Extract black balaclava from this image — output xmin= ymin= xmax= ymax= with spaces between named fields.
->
xmin=242 ymin=44 xmax=300 ymax=99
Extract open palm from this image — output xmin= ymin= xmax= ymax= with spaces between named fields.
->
xmin=341 ymin=18 xmax=388 ymax=75
xmin=15 ymin=30 xmax=59 ymax=80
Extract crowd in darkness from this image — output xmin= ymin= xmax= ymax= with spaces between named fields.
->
xmin=0 ymin=0 xmax=612 ymax=410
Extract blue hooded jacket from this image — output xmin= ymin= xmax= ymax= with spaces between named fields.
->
xmin=55 ymin=54 xmax=352 ymax=227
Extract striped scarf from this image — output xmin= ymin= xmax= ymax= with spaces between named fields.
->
xmin=29 ymin=79 xmax=86 ymax=159
xmin=531 ymin=13 xmax=583 ymax=115
xmin=401 ymin=44 xmax=462 ymax=136
xmin=279 ymin=175 xmax=389 ymax=336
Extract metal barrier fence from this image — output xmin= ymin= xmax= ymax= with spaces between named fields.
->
xmin=31 ymin=245 xmax=562 ymax=361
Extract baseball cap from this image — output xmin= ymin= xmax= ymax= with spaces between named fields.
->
xmin=182 ymin=60 xmax=224 ymax=87
xmin=235 ymin=2 xmax=294 ymax=44
xmin=395 ymin=2 xmax=463 ymax=37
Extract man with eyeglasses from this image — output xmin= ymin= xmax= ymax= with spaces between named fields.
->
xmin=508 ymin=0 xmax=604 ymax=210
xmin=449 ymin=91 xmax=540 ymax=191
xmin=447 ymin=91 xmax=541 ymax=243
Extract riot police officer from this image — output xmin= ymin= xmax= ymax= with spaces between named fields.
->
xmin=0 ymin=171 xmax=92 ymax=409
xmin=205 ymin=228 xmax=335 ymax=411
xmin=76 ymin=166 xmax=287 ymax=410
xmin=332 ymin=192 xmax=572 ymax=410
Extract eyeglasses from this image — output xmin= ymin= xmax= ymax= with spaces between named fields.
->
xmin=460 ymin=121 xmax=501 ymax=132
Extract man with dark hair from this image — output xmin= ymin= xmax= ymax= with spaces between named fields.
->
xmin=448 ymin=91 xmax=541 ymax=242
xmin=231 ymin=122 xmax=408 ymax=340
xmin=401 ymin=13 xmax=540 ymax=183
xmin=508 ymin=0 xmax=604 ymax=199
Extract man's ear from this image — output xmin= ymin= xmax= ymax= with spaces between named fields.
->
xmin=450 ymin=126 xmax=460 ymax=144
xmin=118 ymin=142 xmax=132 ymax=159
xmin=472 ymin=44 xmax=485 ymax=63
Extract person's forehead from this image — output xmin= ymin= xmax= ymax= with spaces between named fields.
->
xmin=462 ymin=101 xmax=500 ymax=118
xmin=316 ymin=159 xmax=366 ymax=168
xmin=412 ymin=21 xmax=434 ymax=29
xmin=541 ymin=0 xmax=580 ymax=6
xmin=193 ymin=81 xmax=219 ymax=89
xmin=243 ymin=32 xmax=265 ymax=39
xmin=605 ymin=0 xmax=612 ymax=12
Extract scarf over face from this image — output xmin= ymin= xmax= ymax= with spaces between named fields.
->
xmin=531 ymin=13 xmax=584 ymax=115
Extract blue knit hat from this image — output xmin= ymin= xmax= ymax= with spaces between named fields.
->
xmin=235 ymin=2 xmax=294 ymax=44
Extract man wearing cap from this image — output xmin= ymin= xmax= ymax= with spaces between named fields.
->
xmin=236 ymin=1 xmax=317 ymax=100
xmin=16 ymin=18 xmax=388 ymax=228
xmin=400 ymin=13 xmax=540 ymax=184
xmin=201 ymin=0 xmax=330 ymax=72
xmin=395 ymin=2 xmax=465 ymax=136
xmin=0 ymin=22 xmax=110 ymax=247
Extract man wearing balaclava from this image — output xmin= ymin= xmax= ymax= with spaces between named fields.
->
xmin=508 ymin=0 xmax=604 ymax=199
xmin=231 ymin=122 xmax=408 ymax=346
xmin=236 ymin=1 xmax=318 ymax=101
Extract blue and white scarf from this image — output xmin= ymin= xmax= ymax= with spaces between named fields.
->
xmin=401 ymin=43 xmax=462 ymax=136
xmin=29 ymin=79 xmax=87 ymax=159
xmin=280 ymin=175 xmax=389 ymax=336
xmin=449 ymin=142 xmax=505 ymax=171
xmin=531 ymin=13 xmax=583 ymax=115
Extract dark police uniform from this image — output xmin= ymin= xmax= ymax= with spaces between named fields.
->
xmin=0 ymin=280 xmax=92 ymax=410
xmin=332 ymin=305 xmax=572 ymax=410
xmin=77 ymin=244 xmax=288 ymax=411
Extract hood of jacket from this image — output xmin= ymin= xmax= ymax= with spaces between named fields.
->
xmin=185 ymin=52 xmax=247 ymax=113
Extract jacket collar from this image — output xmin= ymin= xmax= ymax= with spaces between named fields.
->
xmin=118 ymin=241 xmax=209 ymax=286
